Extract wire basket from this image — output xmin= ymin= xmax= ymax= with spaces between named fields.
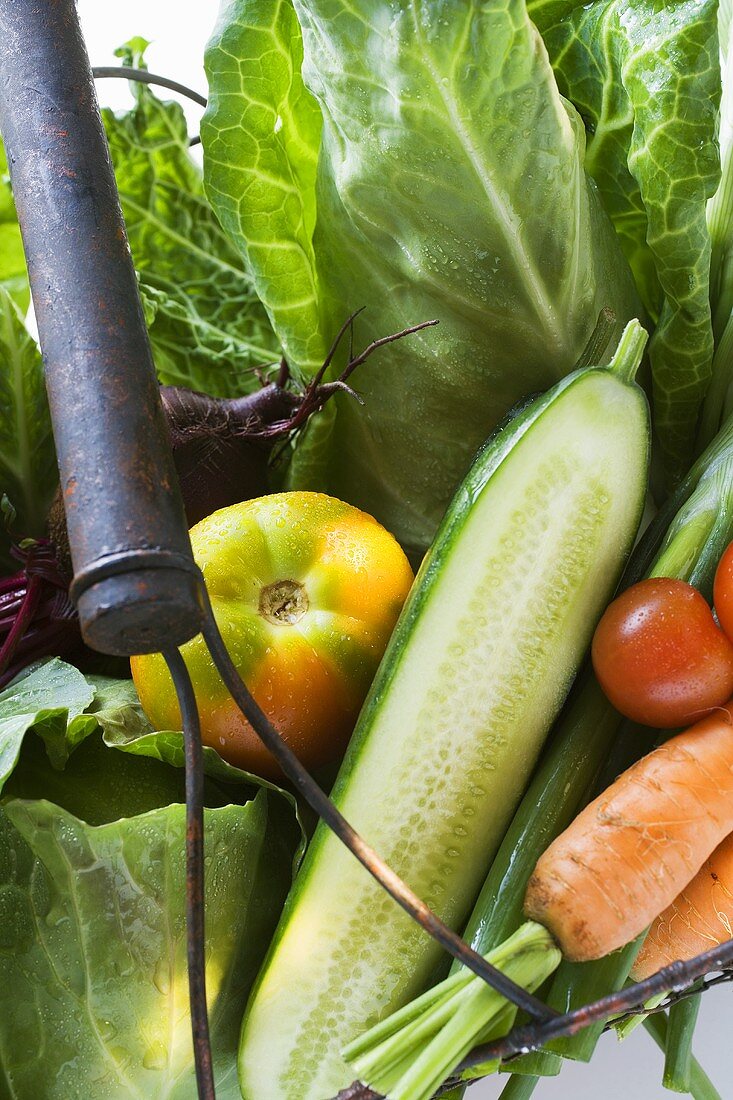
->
xmin=0 ymin=2 xmax=730 ymax=1099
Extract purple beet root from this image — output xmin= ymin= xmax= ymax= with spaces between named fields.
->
xmin=8 ymin=314 xmax=438 ymax=681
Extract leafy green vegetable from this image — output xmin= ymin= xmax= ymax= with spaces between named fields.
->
xmin=104 ymin=40 xmax=279 ymax=397
xmin=0 ymin=659 xmax=93 ymax=794
xmin=0 ymin=660 xmax=303 ymax=1095
xmin=4 ymin=721 xmax=200 ymax=826
xmin=138 ymin=276 xmax=278 ymax=394
xmin=202 ymin=0 xmax=327 ymax=379
xmin=699 ymin=1 xmax=733 ymax=445
xmin=0 ymin=289 xmax=56 ymax=550
xmin=709 ymin=0 xmax=733 ymax=336
xmin=0 ymin=662 xmax=307 ymax=861
xmin=532 ymin=0 xmax=720 ymax=482
xmin=203 ymin=0 xmax=639 ymax=553
xmin=78 ymin=673 xmax=307 ymax=860
xmin=0 ymin=795 xmax=293 ymax=1099
xmin=0 ymin=142 xmax=28 ymax=311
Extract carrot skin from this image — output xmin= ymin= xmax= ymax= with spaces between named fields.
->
xmin=524 ymin=707 xmax=733 ymax=962
xmin=631 ymin=832 xmax=733 ymax=980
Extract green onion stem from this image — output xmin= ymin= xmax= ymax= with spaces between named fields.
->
xmin=345 ymin=923 xmax=560 ymax=1100
xmin=499 ymin=1049 xmax=561 ymax=1077
xmin=613 ymin=992 xmax=666 ymax=1041
xmin=349 ymin=978 xmax=477 ymax=1085
xmin=344 ymin=968 xmax=474 ymax=1064
xmin=545 ymin=938 xmax=644 ymax=1061
xmin=664 ymin=995 xmax=702 ymax=1093
xmin=498 ymin=1074 xmax=540 ymax=1100
xmin=644 ymin=1012 xmax=721 ymax=1100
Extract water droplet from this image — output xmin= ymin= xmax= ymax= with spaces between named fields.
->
xmin=143 ymin=1042 xmax=168 ymax=1071
xmin=153 ymin=960 xmax=170 ymax=996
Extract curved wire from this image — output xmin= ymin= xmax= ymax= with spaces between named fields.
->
xmin=453 ymin=937 xmax=733 ymax=1076
xmin=163 ymin=647 xmax=215 ymax=1100
xmin=91 ymin=66 xmax=205 ymax=146
xmin=200 ymin=590 xmax=556 ymax=1023
xmin=92 ymin=65 xmax=207 ymax=107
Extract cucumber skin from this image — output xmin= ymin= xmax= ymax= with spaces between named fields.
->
xmin=239 ymin=365 xmax=650 ymax=1099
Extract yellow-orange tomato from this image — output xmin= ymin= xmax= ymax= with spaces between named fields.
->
xmin=131 ymin=492 xmax=414 ymax=778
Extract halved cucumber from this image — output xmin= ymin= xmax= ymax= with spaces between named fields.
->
xmin=239 ymin=326 xmax=650 ymax=1100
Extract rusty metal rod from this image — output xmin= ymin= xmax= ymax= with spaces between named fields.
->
xmin=0 ymin=0 xmax=203 ymax=658
xmin=164 ymin=647 xmax=215 ymax=1100
xmin=0 ymin=3 xmax=212 ymax=1096
xmin=453 ymin=937 xmax=733 ymax=1075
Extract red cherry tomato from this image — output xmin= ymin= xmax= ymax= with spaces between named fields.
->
xmin=714 ymin=541 xmax=733 ymax=643
xmin=591 ymin=577 xmax=733 ymax=728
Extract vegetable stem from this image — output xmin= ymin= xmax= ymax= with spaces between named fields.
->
xmin=613 ymin=992 xmax=666 ymax=1041
xmin=644 ymin=1012 xmax=721 ymax=1100
xmin=344 ymin=923 xmax=561 ymax=1100
xmin=498 ymin=1075 xmax=540 ymax=1099
xmin=663 ymin=995 xmax=702 ymax=1093
xmin=606 ymin=320 xmax=648 ymax=384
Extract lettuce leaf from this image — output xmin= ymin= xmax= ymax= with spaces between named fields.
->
xmin=0 ymin=795 xmax=292 ymax=1098
xmin=0 ymin=660 xmax=93 ymax=794
xmin=532 ymin=0 xmax=720 ymax=482
xmin=0 ymin=289 xmax=56 ymax=554
xmin=104 ymin=41 xmax=279 ymax=397
xmin=0 ymin=142 xmax=28 ymax=312
xmin=0 ymin=661 xmax=307 ymax=863
xmin=202 ymin=0 xmax=327 ymax=380
xmin=0 ymin=659 xmax=302 ymax=1096
xmin=203 ymin=0 xmax=639 ymax=553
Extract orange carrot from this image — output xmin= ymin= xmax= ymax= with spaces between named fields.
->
xmin=631 ymin=832 xmax=733 ymax=980
xmin=524 ymin=706 xmax=733 ymax=962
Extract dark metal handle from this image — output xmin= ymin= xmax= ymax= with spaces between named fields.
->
xmin=0 ymin=0 xmax=203 ymax=656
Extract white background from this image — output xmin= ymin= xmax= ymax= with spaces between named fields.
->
xmin=77 ymin=3 xmax=730 ymax=1097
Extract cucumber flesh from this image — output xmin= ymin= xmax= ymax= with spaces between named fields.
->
xmin=239 ymin=367 xmax=649 ymax=1100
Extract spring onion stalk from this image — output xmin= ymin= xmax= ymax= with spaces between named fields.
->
xmin=544 ymin=939 xmax=644 ymax=1061
xmin=613 ymin=992 xmax=667 ymax=1041
xmin=343 ymin=923 xmax=560 ymax=1100
xmin=663 ymin=996 xmax=703 ymax=1093
xmin=499 ymin=1050 xmax=561 ymax=1077
xmin=498 ymin=1075 xmax=540 ymax=1099
xmin=644 ymin=1013 xmax=722 ymax=1100
xmin=343 ymin=393 xmax=733 ymax=1096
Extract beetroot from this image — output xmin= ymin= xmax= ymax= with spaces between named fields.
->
xmin=6 ymin=315 xmax=437 ymax=680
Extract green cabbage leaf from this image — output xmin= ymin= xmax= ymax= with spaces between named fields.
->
xmin=0 ymin=796 xmax=292 ymax=1099
xmin=0 ymin=290 xmax=56 ymax=562
xmin=0 ymin=142 xmax=28 ymax=312
xmin=0 ymin=659 xmax=302 ymax=1098
xmin=531 ymin=0 xmax=720 ymax=481
xmin=203 ymin=0 xmax=640 ymax=553
xmin=104 ymin=40 xmax=280 ymax=397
